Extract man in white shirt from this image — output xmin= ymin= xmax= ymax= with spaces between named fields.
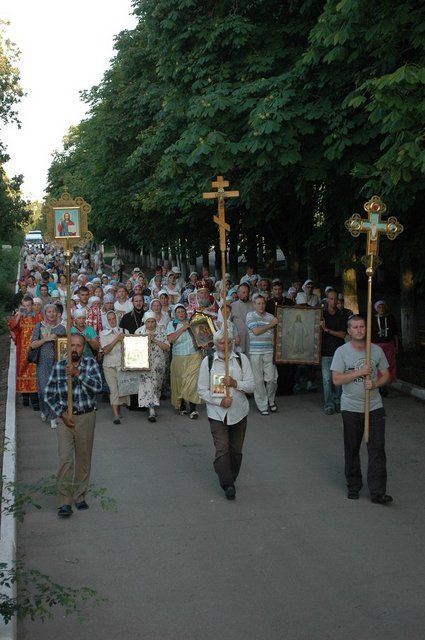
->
xmin=246 ymin=294 xmax=279 ymax=415
xmin=114 ymin=285 xmax=133 ymax=320
xmin=198 ymin=329 xmax=254 ymax=500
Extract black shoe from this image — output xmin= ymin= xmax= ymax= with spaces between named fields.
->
xmin=347 ymin=490 xmax=359 ymax=500
xmin=113 ymin=418 xmax=121 ymax=425
xmin=58 ymin=505 xmax=73 ymax=518
xmin=75 ymin=500 xmax=89 ymax=510
xmin=32 ymin=405 xmax=40 ymax=411
xmin=224 ymin=485 xmax=236 ymax=500
xmin=22 ymin=396 xmax=30 ymax=407
xmin=371 ymin=494 xmax=393 ymax=505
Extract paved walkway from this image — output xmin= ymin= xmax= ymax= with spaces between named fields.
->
xmin=17 ymin=390 xmax=425 ymax=640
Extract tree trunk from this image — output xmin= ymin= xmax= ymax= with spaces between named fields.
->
xmin=400 ymin=257 xmax=416 ymax=350
xmin=263 ymin=235 xmax=276 ymax=276
xmin=245 ymin=232 xmax=257 ymax=272
xmin=343 ymin=261 xmax=359 ymax=315
xmin=229 ymin=226 xmax=239 ymax=283
xmin=202 ymin=252 xmax=209 ymax=271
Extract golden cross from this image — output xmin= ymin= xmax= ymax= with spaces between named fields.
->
xmin=203 ymin=176 xmax=239 ymax=251
xmin=345 ymin=195 xmax=403 ymax=257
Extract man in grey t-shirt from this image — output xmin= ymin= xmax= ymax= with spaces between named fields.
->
xmin=331 ymin=315 xmax=392 ymax=505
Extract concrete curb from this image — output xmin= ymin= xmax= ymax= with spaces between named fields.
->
xmin=0 ymin=260 xmax=20 ymax=639
xmin=0 ymin=339 xmax=17 ymax=640
xmin=391 ymin=379 xmax=425 ymax=402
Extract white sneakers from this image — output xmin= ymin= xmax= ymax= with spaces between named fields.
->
xmin=50 ymin=418 xmax=58 ymax=429
xmin=40 ymin=412 xmax=47 ymax=423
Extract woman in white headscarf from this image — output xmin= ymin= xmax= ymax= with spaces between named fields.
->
xmin=135 ymin=311 xmax=170 ymax=422
xmin=149 ymin=298 xmax=169 ymax=329
xmin=101 ymin=293 xmax=115 ymax=328
xmin=100 ymin=310 xmax=129 ymax=424
xmin=166 ymin=304 xmax=202 ymax=419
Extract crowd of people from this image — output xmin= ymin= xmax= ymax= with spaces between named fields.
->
xmin=8 ymin=243 xmax=399 ymax=511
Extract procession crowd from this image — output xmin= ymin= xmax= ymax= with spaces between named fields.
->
xmin=8 ymin=244 xmax=399 ymax=511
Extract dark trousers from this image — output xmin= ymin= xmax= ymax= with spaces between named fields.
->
xmin=341 ymin=408 xmax=387 ymax=497
xmin=209 ymin=416 xmax=247 ymax=489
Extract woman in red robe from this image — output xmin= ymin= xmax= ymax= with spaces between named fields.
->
xmin=8 ymin=295 xmax=42 ymax=408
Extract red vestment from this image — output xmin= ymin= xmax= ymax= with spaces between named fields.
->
xmin=8 ymin=312 xmax=42 ymax=393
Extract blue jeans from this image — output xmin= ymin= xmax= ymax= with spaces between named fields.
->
xmin=321 ymin=356 xmax=341 ymax=410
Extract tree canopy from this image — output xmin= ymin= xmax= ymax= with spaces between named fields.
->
xmin=0 ymin=21 xmax=29 ymax=241
xmin=46 ymin=0 xmax=425 ymax=284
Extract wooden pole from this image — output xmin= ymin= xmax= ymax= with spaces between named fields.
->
xmin=203 ymin=176 xmax=239 ymax=399
xmin=364 ymin=254 xmax=374 ymax=443
xmin=65 ymin=241 xmax=73 ymax=418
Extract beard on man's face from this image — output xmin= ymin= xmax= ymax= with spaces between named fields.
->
xmin=71 ymin=351 xmax=80 ymax=362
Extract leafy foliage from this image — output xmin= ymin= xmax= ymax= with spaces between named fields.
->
xmin=0 ymin=560 xmax=105 ymax=624
xmin=0 ymin=23 xmax=29 ymax=242
xmin=1 ymin=474 xmax=117 ymax=522
xmin=46 ymin=0 xmax=425 ymax=285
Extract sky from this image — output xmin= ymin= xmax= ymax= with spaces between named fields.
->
xmin=1 ymin=0 xmax=137 ymax=201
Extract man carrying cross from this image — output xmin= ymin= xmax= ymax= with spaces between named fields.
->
xmin=331 ymin=314 xmax=392 ymax=505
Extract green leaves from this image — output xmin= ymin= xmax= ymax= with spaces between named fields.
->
xmin=44 ymin=0 xmax=425 ymax=279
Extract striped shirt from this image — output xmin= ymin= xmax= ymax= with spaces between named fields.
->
xmin=44 ymin=357 xmax=102 ymax=417
xmin=166 ymin=320 xmax=197 ymax=356
xmin=246 ymin=310 xmax=275 ymax=354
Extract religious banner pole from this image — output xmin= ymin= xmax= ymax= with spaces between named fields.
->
xmin=43 ymin=189 xmax=93 ymax=419
xmin=203 ymin=176 xmax=239 ymax=398
xmin=64 ymin=239 xmax=73 ymax=418
xmin=345 ymin=195 xmax=403 ymax=442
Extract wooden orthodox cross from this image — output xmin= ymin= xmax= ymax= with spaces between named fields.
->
xmin=345 ymin=195 xmax=403 ymax=442
xmin=203 ymin=176 xmax=239 ymax=398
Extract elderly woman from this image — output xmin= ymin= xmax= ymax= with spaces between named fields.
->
xmin=149 ymin=298 xmax=169 ymax=329
xmin=71 ymin=308 xmax=100 ymax=358
xmin=100 ymin=310 xmax=129 ymax=424
xmin=167 ymin=304 xmax=202 ymax=419
xmin=29 ymin=303 xmax=66 ymax=428
xmin=371 ymin=300 xmax=399 ymax=393
xmin=134 ymin=311 xmax=170 ymax=422
xmin=101 ymin=293 xmax=115 ymax=327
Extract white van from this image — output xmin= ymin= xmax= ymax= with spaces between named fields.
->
xmin=25 ymin=230 xmax=43 ymax=245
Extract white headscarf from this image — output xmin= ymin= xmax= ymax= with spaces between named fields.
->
xmin=101 ymin=310 xmax=122 ymax=335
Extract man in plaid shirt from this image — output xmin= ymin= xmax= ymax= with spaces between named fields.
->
xmin=45 ymin=333 xmax=102 ymax=518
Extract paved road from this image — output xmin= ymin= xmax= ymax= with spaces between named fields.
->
xmin=17 ymin=390 xmax=425 ymax=640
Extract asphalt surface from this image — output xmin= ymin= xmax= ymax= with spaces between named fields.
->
xmin=17 ymin=389 xmax=425 ymax=640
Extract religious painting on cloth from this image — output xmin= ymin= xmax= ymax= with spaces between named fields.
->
xmin=275 ymin=306 xmax=322 ymax=365
xmin=121 ymin=335 xmax=150 ymax=371
xmin=189 ymin=312 xmax=216 ymax=349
